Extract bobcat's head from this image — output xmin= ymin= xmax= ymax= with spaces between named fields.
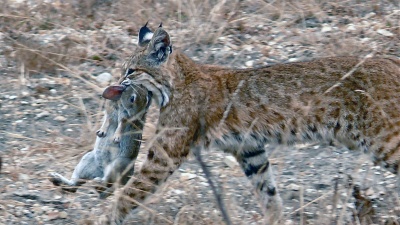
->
xmin=122 ymin=22 xmax=173 ymax=108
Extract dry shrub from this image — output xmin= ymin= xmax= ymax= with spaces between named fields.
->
xmin=4 ymin=33 xmax=87 ymax=73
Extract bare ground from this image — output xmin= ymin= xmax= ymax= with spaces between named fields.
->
xmin=0 ymin=0 xmax=399 ymax=224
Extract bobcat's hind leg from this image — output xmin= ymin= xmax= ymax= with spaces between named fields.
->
xmin=235 ymin=145 xmax=283 ymax=224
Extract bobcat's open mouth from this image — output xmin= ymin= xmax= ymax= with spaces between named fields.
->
xmin=128 ymin=71 xmax=170 ymax=108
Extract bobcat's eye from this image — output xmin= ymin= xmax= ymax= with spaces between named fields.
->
xmin=125 ymin=68 xmax=135 ymax=77
xmin=130 ymin=94 xmax=136 ymax=103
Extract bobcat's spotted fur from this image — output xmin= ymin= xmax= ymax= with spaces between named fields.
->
xmin=103 ymin=24 xmax=400 ymax=224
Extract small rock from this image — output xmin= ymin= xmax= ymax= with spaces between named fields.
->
xmin=385 ymin=173 xmax=396 ymax=179
xmin=41 ymin=206 xmax=50 ymax=212
xmin=18 ymin=174 xmax=30 ymax=181
xmin=96 ymin=72 xmax=113 ymax=84
xmin=245 ymin=60 xmax=254 ymax=67
xmin=36 ymin=111 xmax=50 ymax=119
xmin=32 ymin=205 xmax=43 ymax=215
xmin=173 ymin=190 xmax=185 ymax=195
xmin=321 ymin=24 xmax=332 ymax=32
xmin=54 ymin=116 xmax=67 ymax=122
xmin=346 ymin=24 xmax=357 ymax=31
xmin=305 ymin=188 xmax=316 ymax=193
xmin=364 ymin=12 xmax=376 ymax=19
xmin=200 ymin=182 xmax=209 ymax=186
xmin=180 ymin=173 xmax=197 ymax=181
xmin=284 ymin=220 xmax=295 ymax=225
xmin=377 ymin=29 xmax=394 ymax=37
xmin=49 ymin=89 xmax=57 ymax=94
xmin=15 ymin=210 xmax=23 ymax=217
xmin=47 ymin=211 xmax=60 ymax=221
xmin=287 ymin=183 xmax=300 ymax=191
xmin=54 ymin=195 xmax=62 ymax=200
xmin=21 ymin=91 xmax=30 ymax=97
xmin=365 ymin=188 xmax=374 ymax=196
xmin=223 ymin=155 xmax=239 ymax=168
xmin=386 ymin=183 xmax=396 ymax=189
xmin=59 ymin=211 xmax=68 ymax=219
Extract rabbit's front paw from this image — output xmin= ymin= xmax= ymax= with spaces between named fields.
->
xmin=113 ymin=134 xmax=121 ymax=143
xmin=96 ymin=129 xmax=106 ymax=137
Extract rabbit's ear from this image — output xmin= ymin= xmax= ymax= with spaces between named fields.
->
xmin=102 ymin=85 xmax=126 ymax=101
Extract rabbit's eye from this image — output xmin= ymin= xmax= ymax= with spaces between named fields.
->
xmin=130 ymin=95 xmax=136 ymax=103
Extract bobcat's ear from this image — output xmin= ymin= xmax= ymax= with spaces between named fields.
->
xmin=147 ymin=28 xmax=172 ymax=64
xmin=138 ymin=22 xmax=153 ymax=47
xmin=102 ymin=85 xmax=126 ymax=101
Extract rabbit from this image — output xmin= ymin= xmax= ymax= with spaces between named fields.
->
xmin=48 ymin=79 xmax=151 ymax=198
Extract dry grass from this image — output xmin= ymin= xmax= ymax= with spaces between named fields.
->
xmin=0 ymin=0 xmax=399 ymax=224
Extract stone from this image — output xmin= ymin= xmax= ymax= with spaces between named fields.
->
xmin=287 ymin=183 xmax=300 ymax=191
xmin=223 ymin=155 xmax=239 ymax=168
xmin=377 ymin=29 xmax=394 ymax=37
xmin=321 ymin=24 xmax=332 ymax=32
xmin=180 ymin=173 xmax=197 ymax=181
xmin=59 ymin=211 xmax=68 ymax=219
xmin=245 ymin=60 xmax=254 ymax=67
xmin=96 ymin=72 xmax=113 ymax=84
xmin=46 ymin=211 xmax=60 ymax=221
xmin=54 ymin=116 xmax=67 ymax=122
xmin=346 ymin=24 xmax=357 ymax=31
xmin=18 ymin=174 xmax=30 ymax=181
xmin=36 ymin=111 xmax=50 ymax=119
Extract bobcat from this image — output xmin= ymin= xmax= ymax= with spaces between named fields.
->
xmin=101 ymin=23 xmax=400 ymax=224
xmin=49 ymin=79 xmax=151 ymax=198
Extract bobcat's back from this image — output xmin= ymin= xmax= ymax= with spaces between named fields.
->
xmin=195 ymin=56 xmax=400 ymax=172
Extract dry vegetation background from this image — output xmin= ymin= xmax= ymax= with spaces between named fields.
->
xmin=0 ymin=0 xmax=399 ymax=224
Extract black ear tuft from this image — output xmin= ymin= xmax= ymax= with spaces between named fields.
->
xmin=138 ymin=22 xmax=154 ymax=47
xmin=159 ymin=22 xmax=162 ymax=27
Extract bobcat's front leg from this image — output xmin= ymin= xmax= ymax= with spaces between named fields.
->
xmin=105 ymin=129 xmax=193 ymax=225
